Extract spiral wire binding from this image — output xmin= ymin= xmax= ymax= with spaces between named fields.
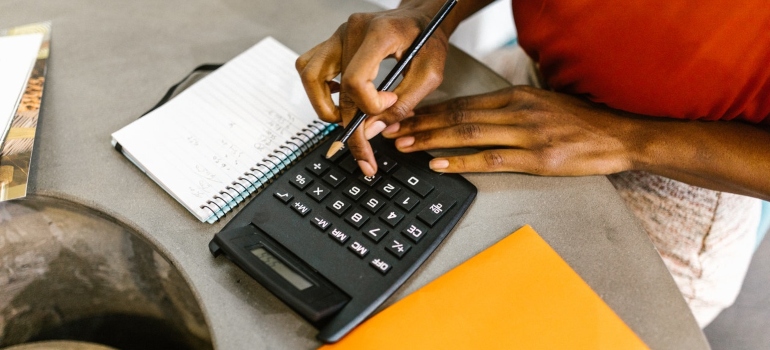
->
xmin=200 ymin=120 xmax=337 ymax=222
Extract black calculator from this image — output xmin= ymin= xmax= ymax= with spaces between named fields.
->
xmin=209 ymin=128 xmax=477 ymax=342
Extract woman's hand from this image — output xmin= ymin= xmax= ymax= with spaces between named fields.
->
xmin=382 ymin=86 xmax=643 ymax=176
xmin=295 ymin=4 xmax=452 ymax=176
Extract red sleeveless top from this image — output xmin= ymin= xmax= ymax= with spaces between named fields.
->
xmin=511 ymin=0 xmax=770 ymax=124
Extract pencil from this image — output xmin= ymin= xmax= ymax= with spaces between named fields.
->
xmin=325 ymin=0 xmax=458 ymax=159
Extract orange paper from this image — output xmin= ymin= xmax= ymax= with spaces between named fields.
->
xmin=321 ymin=225 xmax=649 ymax=349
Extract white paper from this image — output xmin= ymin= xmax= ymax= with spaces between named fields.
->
xmin=0 ymin=33 xmax=43 ymax=144
xmin=112 ymin=37 xmax=321 ymax=222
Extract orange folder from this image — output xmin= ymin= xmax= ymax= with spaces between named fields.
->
xmin=321 ymin=225 xmax=649 ymax=349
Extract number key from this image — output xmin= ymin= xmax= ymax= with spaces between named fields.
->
xmin=361 ymin=194 xmax=385 ymax=214
xmin=394 ymin=192 xmax=419 ymax=212
xmin=380 ymin=207 xmax=405 ymax=227
xmin=376 ymin=181 xmax=401 ymax=199
xmin=345 ymin=210 xmax=370 ymax=229
xmin=393 ymin=168 xmax=433 ymax=197
xmin=326 ymin=197 xmax=351 ymax=216
xmin=362 ymin=222 xmax=388 ymax=242
xmin=343 ymin=184 xmax=366 ymax=201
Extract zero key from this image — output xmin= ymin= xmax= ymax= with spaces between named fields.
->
xmin=393 ymin=168 xmax=433 ymax=197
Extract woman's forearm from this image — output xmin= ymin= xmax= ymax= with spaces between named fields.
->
xmin=630 ymin=118 xmax=770 ymax=201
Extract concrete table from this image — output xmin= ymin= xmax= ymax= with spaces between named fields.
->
xmin=0 ymin=0 xmax=709 ymax=349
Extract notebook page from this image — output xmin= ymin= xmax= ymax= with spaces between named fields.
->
xmin=112 ymin=37 xmax=319 ymax=222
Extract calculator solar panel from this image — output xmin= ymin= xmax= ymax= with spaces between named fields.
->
xmin=209 ymin=128 xmax=477 ymax=342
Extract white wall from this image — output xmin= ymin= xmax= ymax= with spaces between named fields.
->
xmin=365 ymin=0 xmax=517 ymax=60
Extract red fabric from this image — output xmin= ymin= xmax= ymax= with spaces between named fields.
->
xmin=511 ymin=0 xmax=770 ymax=123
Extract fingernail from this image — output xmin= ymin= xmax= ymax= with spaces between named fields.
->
xmin=382 ymin=122 xmax=400 ymax=136
xmin=429 ymin=159 xmax=449 ymax=171
xmin=364 ymin=120 xmax=387 ymax=140
xmin=395 ymin=136 xmax=414 ymax=149
xmin=357 ymin=160 xmax=375 ymax=176
xmin=382 ymin=92 xmax=398 ymax=109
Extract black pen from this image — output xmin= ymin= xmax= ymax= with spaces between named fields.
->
xmin=325 ymin=0 xmax=457 ymax=159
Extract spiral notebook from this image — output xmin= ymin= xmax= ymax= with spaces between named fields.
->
xmin=111 ymin=37 xmax=337 ymax=223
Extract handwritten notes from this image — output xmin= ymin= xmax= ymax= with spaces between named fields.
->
xmin=112 ymin=37 xmax=319 ymax=222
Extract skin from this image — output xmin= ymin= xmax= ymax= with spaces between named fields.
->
xmin=297 ymin=0 xmax=770 ymax=202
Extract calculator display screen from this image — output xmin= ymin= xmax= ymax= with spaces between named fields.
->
xmin=250 ymin=247 xmax=313 ymax=290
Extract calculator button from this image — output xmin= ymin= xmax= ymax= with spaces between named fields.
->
xmin=348 ymin=241 xmax=370 ymax=258
xmin=376 ymin=181 xmax=401 ymax=199
xmin=376 ymin=156 xmax=398 ymax=173
xmin=339 ymin=155 xmax=359 ymax=174
xmin=380 ymin=208 xmax=405 ymax=227
xmin=326 ymin=197 xmax=352 ymax=216
xmin=273 ymin=190 xmax=294 ymax=204
xmin=290 ymin=173 xmax=313 ymax=190
xmin=345 ymin=211 xmax=370 ymax=229
xmin=328 ymin=227 xmax=350 ymax=244
xmin=290 ymin=200 xmax=312 ymax=217
xmin=402 ymin=221 xmax=428 ymax=242
xmin=369 ymin=258 xmax=392 ymax=275
xmin=393 ymin=168 xmax=433 ymax=198
xmin=361 ymin=195 xmax=385 ymax=214
xmin=311 ymin=215 xmax=332 ymax=231
xmin=343 ymin=184 xmax=367 ymax=201
xmin=306 ymin=160 xmax=329 ymax=176
xmin=359 ymin=174 xmax=382 ymax=187
xmin=322 ymin=169 xmax=346 ymax=188
xmin=306 ymin=184 xmax=330 ymax=202
xmin=362 ymin=223 xmax=388 ymax=243
xmin=417 ymin=194 xmax=457 ymax=227
xmin=394 ymin=192 xmax=419 ymax=212
xmin=326 ymin=147 xmax=347 ymax=163
xmin=386 ymin=239 xmax=411 ymax=259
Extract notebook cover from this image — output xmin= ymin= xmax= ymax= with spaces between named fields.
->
xmin=320 ymin=225 xmax=649 ymax=349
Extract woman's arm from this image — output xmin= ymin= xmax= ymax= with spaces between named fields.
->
xmin=381 ymin=86 xmax=770 ymax=201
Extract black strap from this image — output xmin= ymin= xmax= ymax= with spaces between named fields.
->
xmin=141 ymin=63 xmax=223 ymax=117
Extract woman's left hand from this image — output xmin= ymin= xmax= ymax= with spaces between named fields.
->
xmin=381 ymin=86 xmax=643 ymax=176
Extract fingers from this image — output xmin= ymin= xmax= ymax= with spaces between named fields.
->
xmin=360 ymin=35 xmax=447 ymax=140
xmin=428 ymin=149 xmax=541 ymax=173
xmin=393 ymin=123 xmax=532 ymax=152
xmin=346 ymin=124 xmax=378 ymax=176
xmin=296 ymin=35 xmax=343 ymax=123
xmin=428 ymin=147 xmax=627 ymax=176
xmin=382 ymin=109 xmax=521 ymax=139
xmin=340 ymin=20 xmax=403 ymax=115
xmin=414 ymin=89 xmax=514 ymax=115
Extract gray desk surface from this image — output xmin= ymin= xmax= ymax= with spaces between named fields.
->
xmin=2 ymin=0 xmax=709 ymax=349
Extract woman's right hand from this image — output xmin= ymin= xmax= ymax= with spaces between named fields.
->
xmin=295 ymin=2 xmax=452 ymax=176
